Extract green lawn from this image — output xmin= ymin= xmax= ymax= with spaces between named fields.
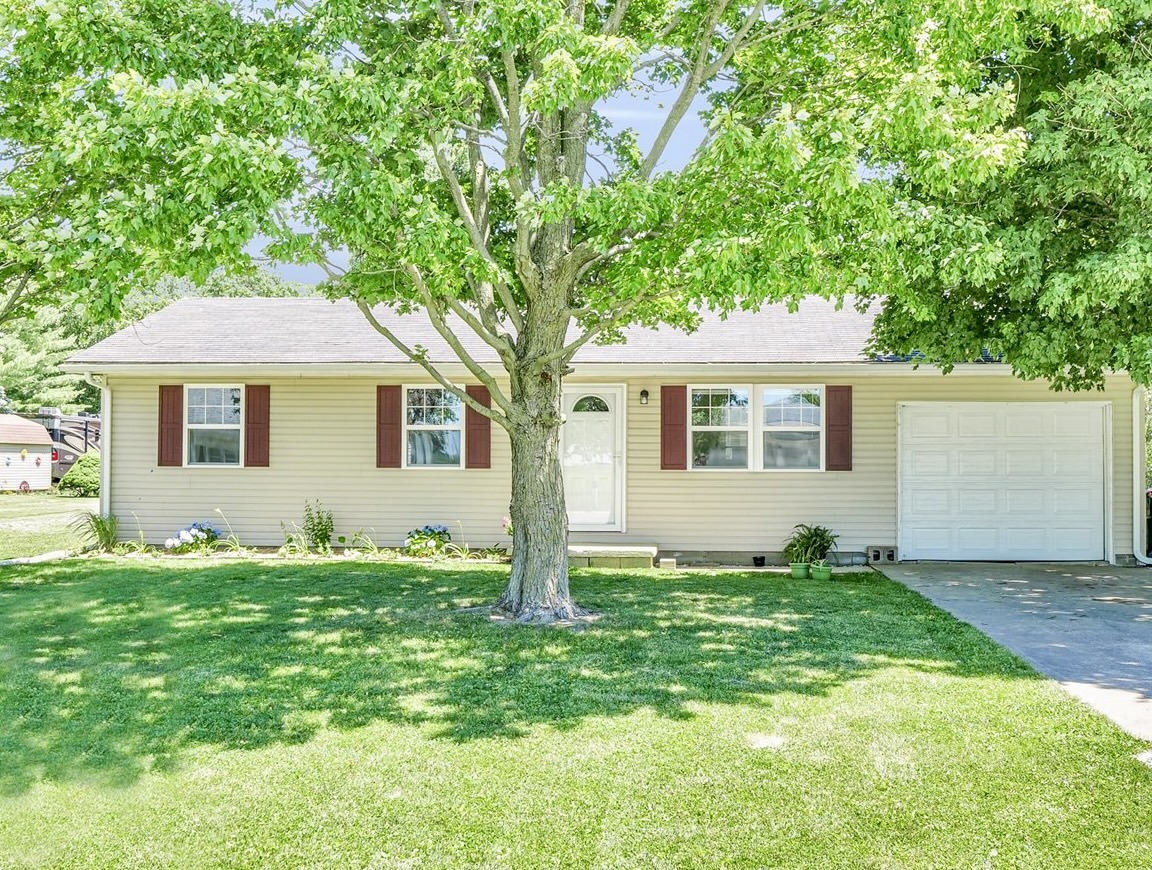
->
xmin=0 ymin=492 xmax=98 ymax=560
xmin=0 ymin=560 xmax=1148 ymax=869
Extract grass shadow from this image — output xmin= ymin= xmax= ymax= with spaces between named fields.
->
xmin=0 ymin=559 xmax=1039 ymax=794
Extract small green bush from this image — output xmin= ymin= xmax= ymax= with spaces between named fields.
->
xmin=403 ymin=524 xmax=451 ymax=558
xmin=302 ymin=500 xmax=334 ymax=553
xmin=58 ymin=452 xmax=100 ymax=497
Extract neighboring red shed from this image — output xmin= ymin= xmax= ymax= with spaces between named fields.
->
xmin=0 ymin=414 xmax=53 ymax=491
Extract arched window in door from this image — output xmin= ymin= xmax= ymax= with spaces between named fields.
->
xmin=572 ymin=395 xmax=610 ymax=413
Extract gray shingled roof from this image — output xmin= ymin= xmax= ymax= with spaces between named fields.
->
xmin=65 ymin=297 xmax=878 ymax=367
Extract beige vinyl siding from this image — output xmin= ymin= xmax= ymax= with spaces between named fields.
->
xmin=108 ymin=378 xmax=513 ymax=547
xmin=106 ymin=373 xmax=1138 ymax=557
xmin=588 ymin=373 xmax=1135 ymax=557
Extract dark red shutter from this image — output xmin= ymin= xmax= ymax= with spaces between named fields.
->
xmin=377 ymin=385 xmax=402 ymax=468
xmin=244 ymin=385 xmax=270 ymax=467
xmin=825 ymin=385 xmax=852 ymax=471
xmin=158 ymin=385 xmax=183 ymax=467
xmin=661 ymin=385 xmax=688 ymax=470
xmin=465 ymin=385 xmax=492 ymax=469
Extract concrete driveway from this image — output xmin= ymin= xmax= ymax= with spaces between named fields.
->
xmin=885 ymin=563 xmax=1152 ymax=744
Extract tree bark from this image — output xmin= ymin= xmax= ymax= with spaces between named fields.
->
xmin=495 ymin=353 xmax=587 ymax=623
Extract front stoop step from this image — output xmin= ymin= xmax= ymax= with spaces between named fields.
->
xmin=568 ymin=544 xmax=658 ymax=569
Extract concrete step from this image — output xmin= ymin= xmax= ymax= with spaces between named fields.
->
xmin=568 ymin=544 xmax=657 ymax=569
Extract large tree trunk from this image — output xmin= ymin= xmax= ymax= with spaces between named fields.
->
xmin=495 ymin=344 xmax=587 ymax=623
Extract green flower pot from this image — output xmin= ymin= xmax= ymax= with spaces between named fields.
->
xmin=811 ymin=565 xmax=833 ymax=581
xmin=789 ymin=562 xmax=810 ymax=579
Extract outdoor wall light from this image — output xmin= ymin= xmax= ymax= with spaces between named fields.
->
xmin=639 ymin=389 xmax=649 ymax=405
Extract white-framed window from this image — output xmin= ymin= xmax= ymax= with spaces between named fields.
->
xmin=688 ymin=385 xmax=824 ymax=471
xmin=404 ymin=386 xmax=463 ymax=468
xmin=690 ymin=386 xmax=751 ymax=469
xmin=186 ymin=385 xmax=243 ymax=466
xmin=761 ymin=387 xmax=823 ymax=470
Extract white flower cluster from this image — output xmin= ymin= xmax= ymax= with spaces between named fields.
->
xmin=164 ymin=522 xmax=218 ymax=552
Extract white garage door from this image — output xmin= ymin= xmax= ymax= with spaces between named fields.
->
xmin=899 ymin=402 xmax=1107 ymax=561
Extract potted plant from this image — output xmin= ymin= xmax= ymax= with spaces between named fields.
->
xmin=782 ymin=524 xmax=838 ymax=579
xmin=810 ymin=559 xmax=833 ymax=581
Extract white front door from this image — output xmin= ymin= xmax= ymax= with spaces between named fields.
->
xmin=899 ymin=402 xmax=1108 ymax=561
xmin=562 ymin=386 xmax=625 ymax=531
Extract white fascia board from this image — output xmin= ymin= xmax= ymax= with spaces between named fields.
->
xmin=61 ymin=361 xmax=1018 ymax=379
xmin=61 ymin=362 xmax=486 ymax=379
xmin=568 ymin=362 xmax=1016 ymax=379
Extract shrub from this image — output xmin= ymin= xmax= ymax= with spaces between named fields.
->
xmin=164 ymin=521 xmax=219 ymax=554
xmin=403 ymin=524 xmax=451 ymax=558
xmin=302 ymin=500 xmax=334 ymax=553
xmin=58 ymin=452 xmax=100 ymax=497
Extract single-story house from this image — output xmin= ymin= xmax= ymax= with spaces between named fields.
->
xmin=62 ymin=297 xmax=1150 ymax=565
xmin=0 ymin=414 xmax=53 ymax=492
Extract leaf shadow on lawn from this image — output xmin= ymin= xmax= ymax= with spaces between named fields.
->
xmin=0 ymin=560 xmax=1037 ymax=795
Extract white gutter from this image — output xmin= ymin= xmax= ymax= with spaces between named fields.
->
xmin=58 ymin=360 xmax=1027 ymax=379
xmin=80 ymin=373 xmax=110 ymax=518
xmin=1132 ymin=388 xmax=1152 ymax=565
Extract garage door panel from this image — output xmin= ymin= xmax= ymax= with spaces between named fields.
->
xmin=958 ymin=452 xmax=997 ymax=476
xmin=1005 ymin=451 xmax=1044 ymax=475
xmin=911 ymin=452 xmax=950 ymax=476
xmin=1004 ymin=412 xmax=1044 ymax=438
xmin=909 ymin=413 xmax=951 ymax=439
xmin=1000 ymin=528 xmax=1048 ymax=553
xmin=1053 ymin=488 xmax=1098 ymax=513
xmin=1052 ymin=411 xmax=1100 ymax=438
xmin=1005 ymin=490 xmax=1045 ymax=513
xmin=908 ymin=528 xmax=953 ymax=554
xmin=910 ymin=490 xmax=950 ymax=513
xmin=900 ymin=403 xmax=1106 ymax=561
xmin=956 ymin=528 xmax=1001 ymax=550
xmin=958 ymin=414 xmax=999 ymax=437
xmin=957 ymin=490 xmax=997 ymax=513
xmin=1052 ymin=449 xmax=1100 ymax=477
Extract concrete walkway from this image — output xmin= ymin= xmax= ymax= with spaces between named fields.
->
xmin=885 ymin=563 xmax=1152 ymax=743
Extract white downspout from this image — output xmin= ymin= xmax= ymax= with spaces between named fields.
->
xmin=1131 ymin=388 xmax=1152 ymax=565
xmin=82 ymin=373 xmax=110 ymax=518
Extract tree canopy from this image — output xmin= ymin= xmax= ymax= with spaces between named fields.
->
xmin=864 ymin=4 xmax=1152 ymax=389
xmin=0 ymin=307 xmax=83 ymax=412
xmin=2 ymin=0 xmax=1139 ymax=617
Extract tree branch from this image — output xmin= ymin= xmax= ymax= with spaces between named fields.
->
xmin=571 ymin=229 xmax=660 ymax=282
xmin=639 ymin=0 xmax=771 ymax=179
xmin=702 ymin=0 xmax=765 ymax=79
xmin=639 ymin=2 xmax=730 ymax=178
xmin=603 ymin=0 xmax=632 ymax=35
xmin=357 ymin=299 xmax=511 ymax=428
xmin=402 ymin=264 xmax=515 ymax=416
xmin=429 ymin=135 xmax=524 ymax=333
xmin=0 ymin=271 xmax=36 ymax=327
xmin=502 ymin=49 xmax=533 ymax=198
xmin=544 ymin=287 xmax=681 ymax=367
